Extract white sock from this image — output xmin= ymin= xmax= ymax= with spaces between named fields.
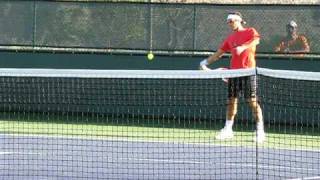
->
xmin=256 ymin=121 xmax=264 ymax=132
xmin=225 ymin=120 xmax=234 ymax=130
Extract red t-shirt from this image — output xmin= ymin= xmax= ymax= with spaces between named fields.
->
xmin=219 ymin=28 xmax=260 ymax=69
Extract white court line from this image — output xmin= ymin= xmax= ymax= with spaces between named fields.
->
xmin=287 ymin=177 xmax=320 ymax=180
xmin=115 ymin=157 xmax=319 ymax=172
xmin=0 ymin=152 xmax=40 ymax=155
xmin=1 ymin=150 xmax=317 ymax=173
xmin=0 ymin=133 xmax=246 ymax=149
xmin=0 ymin=151 xmax=316 ymax=173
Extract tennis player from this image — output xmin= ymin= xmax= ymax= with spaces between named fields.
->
xmin=199 ymin=12 xmax=265 ymax=143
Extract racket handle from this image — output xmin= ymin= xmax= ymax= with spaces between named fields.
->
xmin=199 ymin=65 xmax=211 ymax=71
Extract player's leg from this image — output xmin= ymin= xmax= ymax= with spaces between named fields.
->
xmin=216 ymin=78 xmax=239 ymax=140
xmin=245 ymin=76 xmax=266 ymax=143
xmin=216 ymin=97 xmax=238 ymax=140
xmin=226 ymin=97 xmax=238 ymax=126
xmin=248 ymin=97 xmax=264 ymax=129
xmin=248 ymin=98 xmax=265 ymax=143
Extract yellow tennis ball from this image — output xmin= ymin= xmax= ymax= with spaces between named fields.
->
xmin=147 ymin=53 xmax=154 ymax=60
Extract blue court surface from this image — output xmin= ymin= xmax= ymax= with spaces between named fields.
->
xmin=1 ymin=134 xmax=319 ymax=180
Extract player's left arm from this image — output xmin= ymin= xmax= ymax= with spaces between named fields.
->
xmin=239 ymin=38 xmax=260 ymax=49
xmin=234 ymin=38 xmax=259 ymax=55
xmin=235 ymin=28 xmax=260 ymax=54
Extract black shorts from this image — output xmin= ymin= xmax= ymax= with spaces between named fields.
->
xmin=228 ymin=76 xmax=257 ymax=98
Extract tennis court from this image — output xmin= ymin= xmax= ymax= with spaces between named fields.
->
xmin=0 ymin=68 xmax=319 ymax=179
xmin=0 ymin=0 xmax=319 ymax=179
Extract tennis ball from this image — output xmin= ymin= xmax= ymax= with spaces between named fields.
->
xmin=147 ymin=53 xmax=154 ymax=60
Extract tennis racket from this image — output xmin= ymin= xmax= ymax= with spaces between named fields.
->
xmin=214 ymin=67 xmax=229 ymax=83
xmin=200 ymin=65 xmax=228 ymax=83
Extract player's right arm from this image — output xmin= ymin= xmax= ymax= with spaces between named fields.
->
xmin=199 ymin=49 xmax=225 ymax=70
xmin=207 ymin=49 xmax=225 ymax=64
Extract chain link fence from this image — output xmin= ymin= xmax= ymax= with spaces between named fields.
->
xmin=0 ymin=1 xmax=319 ymax=54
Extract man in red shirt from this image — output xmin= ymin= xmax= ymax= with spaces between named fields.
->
xmin=200 ymin=12 xmax=265 ymax=143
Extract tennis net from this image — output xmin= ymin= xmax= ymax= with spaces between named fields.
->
xmin=0 ymin=68 xmax=319 ymax=179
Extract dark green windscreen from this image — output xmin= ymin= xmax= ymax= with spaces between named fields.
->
xmin=0 ymin=1 xmax=319 ymax=53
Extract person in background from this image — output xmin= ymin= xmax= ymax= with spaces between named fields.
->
xmin=274 ymin=20 xmax=310 ymax=54
xmin=199 ymin=12 xmax=265 ymax=143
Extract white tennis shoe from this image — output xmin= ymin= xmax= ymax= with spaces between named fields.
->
xmin=215 ymin=127 xmax=234 ymax=140
xmin=254 ymin=130 xmax=266 ymax=143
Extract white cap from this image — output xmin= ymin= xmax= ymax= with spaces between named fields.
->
xmin=288 ymin=20 xmax=298 ymax=28
xmin=227 ymin=14 xmax=242 ymax=22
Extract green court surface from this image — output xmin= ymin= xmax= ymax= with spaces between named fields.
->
xmin=1 ymin=120 xmax=319 ymax=151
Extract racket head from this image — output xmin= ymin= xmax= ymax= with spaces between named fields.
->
xmin=199 ymin=65 xmax=229 ymax=83
xmin=214 ymin=67 xmax=229 ymax=83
